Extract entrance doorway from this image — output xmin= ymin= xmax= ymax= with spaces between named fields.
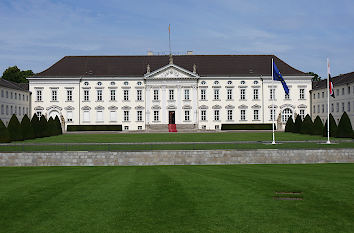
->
xmin=169 ymin=111 xmax=175 ymax=124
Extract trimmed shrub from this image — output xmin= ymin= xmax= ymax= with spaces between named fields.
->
xmin=285 ymin=116 xmax=295 ymax=132
xmin=67 ymin=125 xmax=122 ymax=131
xmin=293 ymin=115 xmax=303 ymax=133
xmin=0 ymin=118 xmax=11 ymax=143
xmin=313 ymin=116 xmax=324 ymax=135
xmin=323 ymin=113 xmax=337 ymax=137
xmin=21 ymin=114 xmax=35 ymax=140
xmin=335 ymin=112 xmax=353 ymax=138
xmin=221 ymin=124 xmax=275 ymax=130
xmin=31 ymin=114 xmax=40 ymax=138
xmin=39 ymin=115 xmax=50 ymax=137
xmin=54 ymin=116 xmax=62 ymax=135
xmin=7 ymin=114 xmax=23 ymax=141
xmin=300 ymin=115 xmax=314 ymax=135
xmin=47 ymin=117 xmax=57 ymax=136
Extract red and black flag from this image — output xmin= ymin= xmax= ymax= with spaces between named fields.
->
xmin=327 ymin=59 xmax=335 ymax=98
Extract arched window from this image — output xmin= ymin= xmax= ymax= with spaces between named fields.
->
xmin=124 ymin=81 xmax=129 ymax=85
xmin=97 ymin=82 xmax=102 ymax=86
xmin=110 ymin=81 xmax=115 ymax=85
xmin=282 ymin=108 xmax=293 ymax=123
xmin=227 ymin=81 xmax=232 ymax=85
xmin=201 ymin=81 xmax=206 ymax=85
xmin=214 ymin=81 xmax=219 ymax=85
xmin=84 ymin=82 xmax=89 ymax=86
xmin=241 ymin=81 xmax=245 ymax=84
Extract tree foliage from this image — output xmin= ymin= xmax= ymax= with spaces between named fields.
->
xmin=2 ymin=66 xmax=34 ymax=83
xmin=323 ymin=113 xmax=337 ymax=137
xmin=39 ymin=115 xmax=49 ymax=137
xmin=0 ymin=118 xmax=11 ymax=143
xmin=7 ymin=114 xmax=23 ymax=141
xmin=285 ymin=116 xmax=295 ymax=133
xmin=308 ymin=72 xmax=321 ymax=82
xmin=54 ymin=116 xmax=62 ymax=135
xmin=336 ymin=112 xmax=353 ymax=138
xmin=293 ymin=115 xmax=303 ymax=133
xmin=21 ymin=114 xmax=35 ymax=140
xmin=300 ymin=114 xmax=314 ymax=134
xmin=313 ymin=116 xmax=324 ymax=135
xmin=47 ymin=117 xmax=57 ymax=136
xmin=31 ymin=114 xmax=41 ymax=138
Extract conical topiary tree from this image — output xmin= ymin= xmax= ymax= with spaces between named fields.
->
xmin=31 ymin=113 xmax=40 ymax=138
xmin=0 ymin=118 xmax=11 ymax=143
xmin=285 ymin=116 xmax=295 ymax=133
xmin=39 ymin=115 xmax=49 ymax=137
xmin=7 ymin=114 xmax=23 ymax=141
xmin=323 ymin=113 xmax=337 ymax=137
xmin=54 ymin=116 xmax=62 ymax=135
xmin=21 ymin=114 xmax=35 ymax=140
xmin=336 ymin=112 xmax=353 ymax=138
xmin=47 ymin=117 xmax=57 ymax=136
xmin=300 ymin=114 xmax=314 ymax=135
xmin=313 ymin=116 xmax=324 ymax=135
xmin=293 ymin=115 xmax=303 ymax=133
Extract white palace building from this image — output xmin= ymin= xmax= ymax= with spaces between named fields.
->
xmin=28 ymin=54 xmax=312 ymax=131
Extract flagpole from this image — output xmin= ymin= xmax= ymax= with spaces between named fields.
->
xmin=272 ymin=58 xmax=276 ymax=144
xmin=168 ymin=24 xmax=171 ymax=55
xmin=326 ymin=58 xmax=331 ymax=144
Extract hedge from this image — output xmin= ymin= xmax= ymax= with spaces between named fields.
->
xmin=313 ymin=116 xmax=324 ymax=135
xmin=8 ymin=114 xmax=23 ymax=141
xmin=285 ymin=116 xmax=295 ymax=132
xmin=300 ymin=115 xmax=314 ymax=134
xmin=336 ymin=112 xmax=353 ymax=138
xmin=21 ymin=114 xmax=35 ymax=140
xmin=54 ymin=116 xmax=62 ymax=135
xmin=221 ymin=124 xmax=276 ymax=130
xmin=293 ymin=115 xmax=303 ymax=133
xmin=47 ymin=117 xmax=57 ymax=136
xmin=39 ymin=115 xmax=50 ymax=137
xmin=67 ymin=125 xmax=122 ymax=131
xmin=31 ymin=114 xmax=41 ymax=138
xmin=0 ymin=118 xmax=10 ymax=143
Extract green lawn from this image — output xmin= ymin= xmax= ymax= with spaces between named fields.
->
xmin=1 ymin=164 xmax=354 ymax=233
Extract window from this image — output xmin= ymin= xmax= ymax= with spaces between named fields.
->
xmin=67 ymin=90 xmax=72 ymax=101
xmin=137 ymin=111 xmax=143 ymax=121
xmin=169 ymin=90 xmax=174 ymax=100
xmin=36 ymin=111 xmax=42 ymax=118
xmin=137 ymin=81 xmax=142 ymax=86
xmin=300 ymin=109 xmax=305 ymax=119
xmin=201 ymin=81 xmax=206 ymax=85
xmin=19 ymin=107 xmax=21 ymax=115
xmin=331 ymin=103 xmax=334 ymax=112
xmin=336 ymin=89 xmax=339 ymax=96
xmin=110 ymin=111 xmax=117 ymax=122
xmin=0 ymin=90 xmax=3 ymax=98
xmin=124 ymin=81 xmax=129 ymax=86
xmin=240 ymin=110 xmax=246 ymax=121
xmin=10 ymin=92 xmax=13 ymax=99
xmin=336 ymin=103 xmax=339 ymax=112
xmin=6 ymin=106 xmax=8 ymax=115
xmin=348 ymin=102 xmax=351 ymax=112
xmin=96 ymin=110 xmax=103 ymax=122
xmin=317 ymin=105 xmax=320 ymax=113
xmin=97 ymin=82 xmax=102 ymax=86
xmin=37 ymin=90 xmax=42 ymax=101
xmin=322 ymin=92 xmax=324 ymax=98
xmin=227 ymin=89 xmax=232 ymax=100
xmin=227 ymin=81 xmax=232 ymax=85
xmin=153 ymin=90 xmax=159 ymax=100
xmin=342 ymin=88 xmax=345 ymax=95
xmin=201 ymin=89 xmax=206 ymax=100
xmin=138 ymin=126 xmax=142 ymax=130
xmin=124 ymin=126 xmax=129 ymax=131
xmin=84 ymin=82 xmax=89 ymax=86
xmin=110 ymin=82 xmax=115 ymax=85
xmin=240 ymin=81 xmax=245 ymax=84
xmin=254 ymin=81 xmax=258 ymax=84
xmin=15 ymin=93 xmax=17 ymax=99
xmin=124 ymin=90 xmax=129 ymax=101
xmin=184 ymin=110 xmax=190 ymax=121
xmin=318 ymin=93 xmax=320 ymax=98
xmin=214 ymin=81 xmax=219 ymax=85
xmin=285 ymin=91 xmax=290 ymax=99
xmin=322 ymin=104 xmax=325 ymax=113
xmin=342 ymin=102 xmax=345 ymax=112
xmin=254 ymin=110 xmax=259 ymax=120
xmin=67 ymin=111 xmax=73 ymax=122
xmin=227 ymin=110 xmax=233 ymax=120
xmin=137 ymin=90 xmax=142 ymax=101
xmin=201 ymin=110 xmax=206 ymax=121
xmin=214 ymin=89 xmax=219 ymax=100
xmin=14 ymin=106 xmax=16 ymax=114
xmin=282 ymin=108 xmax=293 ymax=123
xmin=184 ymin=89 xmax=190 ymax=100
xmin=84 ymin=90 xmax=89 ymax=101
xmin=313 ymin=105 xmax=316 ymax=113
xmin=124 ymin=111 xmax=129 ymax=121
xmin=154 ymin=111 xmax=159 ymax=121
xmin=300 ymin=89 xmax=305 ymax=99
xmin=1 ymin=105 xmax=3 ymax=114
xmin=11 ymin=106 xmax=13 ymax=114
xmin=253 ymin=89 xmax=259 ymax=100
xmin=270 ymin=109 xmax=275 ymax=121
xmin=348 ymin=86 xmax=351 ymax=95
xmin=6 ymin=91 xmax=8 ymax=98
xmin=313 ymin=93 xmax=316 ymax=99
xmin=110 ymin=90 xmax=116 ymax=101
xmin=83 ymin=111 xmax=90 ymax=122
xmin=215 ymin=125 xmax=220 ymax=130
xmin=51 ymin=90 xmax=57 ymax=101
xmin=214 ymin=110 xmax=220 ymax=121
xmin=97 ymin=90 xmax=102 ymax=101
xmin=270 ymin=89 xmax=275 ymax=100
xmin=240 ymin=89 xmax=245 ymax=100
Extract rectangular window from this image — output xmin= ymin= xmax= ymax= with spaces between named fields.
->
xmin=137 ymin=111 xmax=143 ymax=121
xmin=110 ymin=90 xmax=116 ymax=101
xmin=15 ymin=93 xmax=17 ymax=100
xmin=169 ymin=90 xmax=174 ymax=100
xmin=270 ymin=89 xmax=275 ymax=100
xmin=184 ymin=89 xmax=190 ymax=100
xmin=214 ymin=110 xmax=219 ymax=121
xmin=348 ymin=102 xmax=351 ymax=112
xmin=137 ymin=90 xmax=142 ymax=101
xmin=336 ymin=89 xmax=339 ymax=96
xmin=240 ymin=89 xmax=246 ymax=100
xmin=124 ymin=90 xmax=129 ymax=101
xmin=52 ymin=90 xmax=57 ymax=101
xmin=318 ymin=93 xmax=320 ymax=98
xmin=36 ymin=111 xmax=42 ymax=118
xmin=322 ymin=92 xmax=324 ymax=98
xmin=96 ymin=110 xmax=103 ymax=122
xmin=84 ymin=90 xmax=89 ymax=101
xmin=254 ymin=110 xmax=259 ymax=120
xmin=184 ymin=110 xmax=190 ymax=121
xmin=153 ymin=90 xmax=159 ymax=100
xmin=313 ymin=105 xmax=316 ymax=113
xmin=253 ymin=89 xmax=259 ymax=100
xmin=300 ymin=110 xmax=305 ymax=119
xmin=227 ymin=110 xmax=233 ymax=120
xmin=201 ymin=89 xmax=206 ymax=100
xmin=331 ymin=103 xmax=334 ymax=112
xmin=138 ymin=126 xmax=142 ymax=130
xmin=214 ymin=89 xmax=219 ymax=100
xmin=67 ymin=111 xmax=73 ymax=122
xmin=37 ymin=90 xmax=42 ymax=101
xmin=240 ymin=110 xmax=246 ymax=121
xmin=313 ymin=93 xmax=316 ymax=99
xmin=342 ymin=102 xmax=345 ymax=112
xmin=348 ymin=86 xmax=351 ymax=95
xmin=124 ymin=111 xmax=129 ymax=121
xmin=227 ymin=89 xmax=232 ymax=100
xmin=154 ymin=111 xmax=159 ymax=121
xmin=201 ymin=110 xmax=206 ymax=121
xmin=270 ymin=109 xmax=275 ymax=121
xmin=317 ymin=105 xmax=320 ymax=113
xmin=124 ymin=126 xmax=129 ymax=131
xmin=83 ymin=111 xmax=90 ymax=122
xmin=342 ymin=88 xmax=345 ymax=95
xmin=285 ymin=91 xmax=290 ymax=99
xmin=322 ymin=104 xmax=325 ymax=113
xmin=110 ymin=111 xmax=117 ymax=122
xmin=97 ymin=90 xmax=102 ymax=101
xmin=336 ymin=103 xmax=339 ymax=112
xmin=67 ymin=90 xmax=72 ymax=101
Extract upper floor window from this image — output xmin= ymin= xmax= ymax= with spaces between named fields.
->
xmin=227 ymin=81 xmax=232 ymax=85
xmin=36 ymin=90 xmax=42 ymax=101
xmin=240 ymin=89 xmax=246 ymax=100
xmin=240 ymin=81 xmax=245 ymax=85
xmin=184 ymin=89 xmax=190 ymax=100
xmin=110 ymin=81 xmax=115 ymax=85
xmin=84 ymin=90 xmax=89 ymax=101
xmin=97 ymin=90 xmax=103 ymax=101
xmin=110 ymin=89 xmax=116 ymax=101
xmin=285 ymin=91 xmax=290 ymax=99
xmin=348 ymin=86 xmax=351 ymax=95
xmin=299 ymin=89 xmax=305 ymax=99
xmin=348 ymin=102 xmax=351 ymax=112
xmin=154 ymin=90 xmax=159 ymax=100
xmin=214 ymin=89 xmax=219 ymax=100
xmin=84 ymin=82 xmax=89 ymax=86
xmin=270 ymin=89 xmax=275 ymax=100
xmin=253 ymin=89 xmax=259 ymax=100
xmin=124 ymin=81 xmax=129 ymax=86
xmin=137 ymin=90 xmax=142 ymax=101
xmin=201 ymin=89 xmax=206 ymax=100
xmin=322 ymin=92 xmax=324 ymax=98
xmin=123 ymin=90 xmax=129 ymax=101
xmin=97 ymin=82 xmax=102 ymax=86
xmin=169 ymin=90 xmax=174 ymax=100
xmin=137 ymin=81 xmax=142 ymax=85
xmin=254 ymin=81 xmax=258 ymax=84
xmin=67 ymin=90 xmax=72 ymax=101
xmin=342 ymin=88 xmax=345 ymax=95
xmin=227 ymin=89 xmax=232 ymax=100
xmin=201 ymin=81 xmax=206 ymax=85
xmin=214 ymin=81 xmax=219 ymax=85
xmin=15 ymin=93 xmax=17 ymax=99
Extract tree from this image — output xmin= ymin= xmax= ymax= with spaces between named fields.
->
xmin=47 ymin=117 xmax=57 ymax=136
xmin=293 ymin=115 xmax=303 ymax=133
xmin=2 ymin=66 xmax=34 ymax=83
xmin=336 ymin=112 xmax=353 ymax=138
xmin=7 ymin=114 xmax=23 ymax=141
xmin=21 ymin=114 xmax=35 ymax=140
xmin=323 ymin=113 xmax=337 ymax=137
xmin=30 ymin=114 xmax=40 ymax=138
xmin=285 ymin=116 xmax=295 ymax=132
xmin=313 ymin=116 xmax=324 ymax=135
xmin=300 ymin=114 xmax=314 ymax=134
xmin=54 ymin=116 xmax=62 ymax=135
xmin=0 ymin=119 xmax=11 ymax=143
xmin=308 ymin=72 xmax=321 ymax=82
xmin=38 ymin=115 xmax=49 ymax=137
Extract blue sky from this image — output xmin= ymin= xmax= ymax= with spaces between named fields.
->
xmin=0 ymin=0 xmax=353 ymax=78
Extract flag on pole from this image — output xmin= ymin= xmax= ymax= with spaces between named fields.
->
xmin=273 ymin=61 xmax=289 ymax=95
xmin=327 ymin=59 xmax=335 ymax=98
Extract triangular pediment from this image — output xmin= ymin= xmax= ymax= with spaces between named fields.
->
xmin=145 ymin=64 xmax=199 ymax=79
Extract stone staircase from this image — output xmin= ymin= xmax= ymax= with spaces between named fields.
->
xmin=146 ymin=124 xmax=197 ymax=132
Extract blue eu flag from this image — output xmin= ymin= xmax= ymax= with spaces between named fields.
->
xmin=273 ymin=61 xmax=289 ymax=95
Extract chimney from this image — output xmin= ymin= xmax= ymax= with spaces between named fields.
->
xmin=186 ymin=51 xmax=193 ymax=55
xmin=147 ymin=51 xmax=153 ymax=56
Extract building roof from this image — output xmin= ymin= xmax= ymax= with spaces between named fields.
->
xmin=0 ymin=78 xmax=29 ymax=91
xmin=312 ymin=72 xmax=354 ymax=90
xmin=34 ymin=55 xmax=308 ymax=78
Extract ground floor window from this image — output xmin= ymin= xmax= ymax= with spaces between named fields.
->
xmin=299 ymin=109 xmax=305 ymax=119
xmin=36 ymin=111 xmax=42 ymax=118
xmin=137 ymin=111 xmax=143 ymax=121
xmin=138 ymin=126 xmax=142 ymax=130
xmin=240 ymin=110 xmax=246 ymax=121
xmin=154 ymin=111 xmax=159 ymax=121
xmin=201 ymin=110 xmax=206 ymax=121
xmin=270 ymin=109 xmax=275 ymax=121
xmin=124 ymin=111 xmax=129 ymax=122
xmin=282 ymin=108 xmax=293 ymax=123
xmin=184 ymin=110 xmax=190 ymax=121
xmin=96 ymin=110 xmax=103 ymax=122
xmin=67 ymin=111 xmax=73 ymax=122
xmin=124 ymin=126 xmax=129 ymax=130
xmin=227 ymin=110 xmax=233 ymax=120
xmin=110 ymin=111 xmax=117 ymax=122
xmin=215 ymin=125 xmax=220 ymax=130
xmin=214 ymin=110 xmax=219 ymax=121
xmin=83 ymin=111 xmax=90 ymax=122
xmin=253 ymin=110 xmax=259 ymax=120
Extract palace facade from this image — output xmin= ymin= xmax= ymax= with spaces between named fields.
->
xmin=28 ymin=54 xmax=312 ymax=131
